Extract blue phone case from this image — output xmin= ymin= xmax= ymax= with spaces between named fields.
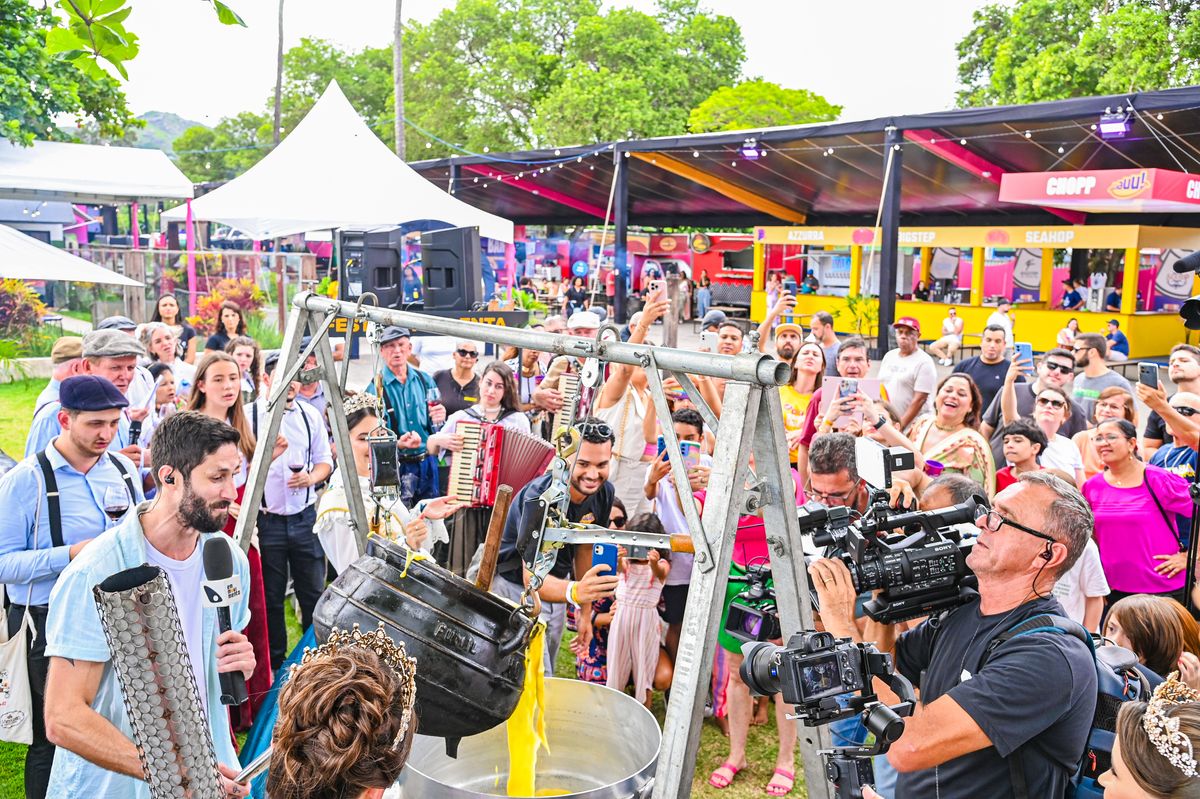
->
xmin=592 ymin=543 xmax=618 ymax=575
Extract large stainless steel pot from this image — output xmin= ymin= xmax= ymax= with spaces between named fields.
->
xmin=393 ymin=678 xmax=660 ymax=799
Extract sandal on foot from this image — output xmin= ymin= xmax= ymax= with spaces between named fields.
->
xmin=765 ymin=768 xmax=795 ymax=796
xmin=709 ymin=762 xmax=743 ymax=789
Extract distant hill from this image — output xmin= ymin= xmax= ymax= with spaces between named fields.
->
xmin=59 ymin=111 xmax=207 ymax=156
xmin=136 ymin=111 xmax=205 ymax=155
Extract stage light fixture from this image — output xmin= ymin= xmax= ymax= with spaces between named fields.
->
xmin=1098 ymin=110 xmax=1131 ymax=139
xmin=740 ymin=137 xmax=761 ymax=160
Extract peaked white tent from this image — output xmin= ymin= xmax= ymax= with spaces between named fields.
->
xmin=163 ymin=82 xmax=513 ymax=242
xmin=0 ymin=225 xmax=142 ymax=286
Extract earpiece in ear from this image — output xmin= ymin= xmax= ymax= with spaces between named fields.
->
xmin=164 ymin=473 xmax=175 ymax=485
xmin=1041 ymin=543 xmax=1053 ymax=562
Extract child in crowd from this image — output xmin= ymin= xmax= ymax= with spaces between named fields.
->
xmin=606 ymin=513 xmax=671 ymax=707
xmin=574 ymin=499 xmax=627 ymax=681
xmin=994 ymin=419 xmax=1047 ymax=493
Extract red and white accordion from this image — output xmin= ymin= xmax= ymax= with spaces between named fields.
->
xmin=448 ymin=422 xmax=555 ymax=507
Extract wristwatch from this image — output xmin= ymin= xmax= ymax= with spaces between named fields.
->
xmin=873 ymin=415 xmax=888 ymax=431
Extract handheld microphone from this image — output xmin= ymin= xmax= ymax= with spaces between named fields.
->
xmin=201 ymin=537 xmax=248 ymax=706
xmin=127 ymin=419 xmax=142 ymax=446
xmin=1172 ymin=250 xmax=1200 ymax=274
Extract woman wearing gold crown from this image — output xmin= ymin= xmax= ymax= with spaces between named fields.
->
xmin=314 ymin=394 xmax=461 ymax=575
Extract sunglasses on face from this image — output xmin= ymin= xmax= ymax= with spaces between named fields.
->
xmin=1036 ymin=396 xmax=1066 ymax=409
xmin=456 ymin=349 xmax=479 ymax=358
xmin=1173 ymin=406 xmax=1199 ymax=417
xmin=610 ymin=516 xmax=627 ymax=527
xmin=1043 ymin=362 xmax=1074 ymax=375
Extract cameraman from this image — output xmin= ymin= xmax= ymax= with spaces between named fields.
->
xmin=810 ymin=472 xmax=1097 ymax=798
xmin=808 ymin=433 xmax=917 ymax=514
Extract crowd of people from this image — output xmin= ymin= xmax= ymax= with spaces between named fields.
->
xmin=3 ymin=276 xmax=1200 ymax=799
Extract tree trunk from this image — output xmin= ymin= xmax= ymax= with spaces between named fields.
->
xmin=393 ymin=0 xmax=405 ymax=159
xmin=273 ymin=0 xmax=284 ymax=145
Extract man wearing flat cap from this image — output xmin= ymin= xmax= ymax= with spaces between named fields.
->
xmin=0 ymin=375 xmax=143 ymax=798
xmin=96 ymin=316 xmax=155 ymax=407
xmin=25 ymin=330 xmax=149 ymax=462
xmin=33 ymin=337 xmax=85 ymax=416
xmin=365 ymin=326 xmax=446 ymax=505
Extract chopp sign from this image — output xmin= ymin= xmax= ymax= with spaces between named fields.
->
xmin=1046 ymin=175 xmax=1097 ymax=196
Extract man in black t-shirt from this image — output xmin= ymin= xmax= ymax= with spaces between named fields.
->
xmin=952 ymin=324 xmax=1010 ymax=412
xmin=492 ymin=418 xmax=619 ymax=674
xmin=811 ymin=472 xmax=1097 ymax=799
xmin=979 ymin=348 xmax=1089 ymax=466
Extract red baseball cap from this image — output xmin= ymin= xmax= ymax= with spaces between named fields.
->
xmin=893 ymin=316 xmax=921 ymax=334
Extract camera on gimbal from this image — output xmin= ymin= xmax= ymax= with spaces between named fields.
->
xmin=803 ymin=438 xmax=988 ymax=624
xmin=740 ymin=631 xmax=915 ymax=799
xmin=724 ymin=562 xmax=780 ymax=644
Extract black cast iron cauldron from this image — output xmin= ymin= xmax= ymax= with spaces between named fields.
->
xmin=312 ymin=537 xmax=535 ymax=757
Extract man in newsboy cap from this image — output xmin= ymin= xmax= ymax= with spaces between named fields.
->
xmin=24 ymin=330 xmax=147 ymax=462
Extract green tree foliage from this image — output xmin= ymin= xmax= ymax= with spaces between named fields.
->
xmin=956 ymin=0 xmax=1200 ymax=106
xmin=688 ymin=79 xmax=842 ymax=133
xmin=1 ymin=0 xmax=138 ymax=145
xmin=276 ymin=37 xmax=393 ymax=144
xmin=174 ymin=112 xmax=270 ymax=182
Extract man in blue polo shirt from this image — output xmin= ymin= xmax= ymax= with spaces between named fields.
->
xmin=0 ymin=376 xmax=142 ymax=799
xmin=42 ymin=411 xmax=253 ymax=799
xmin=366 ymin=325 xmax=446 ymax=505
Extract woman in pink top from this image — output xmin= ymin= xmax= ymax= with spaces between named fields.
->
xmin=1082 ymin=418 xmax=1192 ymax=606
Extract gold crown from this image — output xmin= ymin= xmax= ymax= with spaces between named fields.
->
xmin=1143 ymin=672 xmax=1200 ymax=778
xmin=343 ymin=392 xmax=383 ymax=417
xmin=289 ymin=623 xmax=417 ymax=749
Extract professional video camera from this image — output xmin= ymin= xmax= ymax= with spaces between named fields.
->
xmin=803 ymin=438 xmax=989 ymax=624
xmin=741 ymin=631 xmax=915 ymax=799
xmin=724 ymin=562 xmax=780 ymax=644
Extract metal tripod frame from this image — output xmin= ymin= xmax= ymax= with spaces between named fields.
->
xmin=233 ymin=292 xmax=835 ymax=799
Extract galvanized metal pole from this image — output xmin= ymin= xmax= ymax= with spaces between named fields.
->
xmin=296 ymin=293 xmax=788 ymax=387
xmin=613 ymin=152 xmax=629 ymax=325
xmin=653 ymin=382 xmax=760 ymax=799
xmin=755 ymin=388 xmax=834 ymax=799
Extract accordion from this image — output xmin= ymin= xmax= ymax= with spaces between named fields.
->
xmin=448 ymin=422 xmax=555 ymax=507
xmin=551 ymin=371 xmax=582 ymax=438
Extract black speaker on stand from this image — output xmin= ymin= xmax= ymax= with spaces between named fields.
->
xmin=338 ymin=226 xmax=406 ymax=308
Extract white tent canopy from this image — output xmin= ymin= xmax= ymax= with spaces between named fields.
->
xmin=0 ymin=225 xmax=142 ymax=286
xmin=0 ymin=140 xmax=193 ymax=204
xmin=163 ymin=82 xmax=514 ymax=242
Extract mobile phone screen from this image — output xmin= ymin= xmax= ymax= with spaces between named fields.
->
xmin=682 ymin=440 xmax=701 ymax=469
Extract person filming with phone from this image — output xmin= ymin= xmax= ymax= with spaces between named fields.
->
xmin=980 ymin=348 xmax=1089 ymax=467
xmin=810 ymin=472 xmax=1097 ymax=798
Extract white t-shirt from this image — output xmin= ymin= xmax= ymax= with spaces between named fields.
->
xmin=878 ymin=348 xmax=937 ymax=418
xmin=411 ymin=336 xmax=462 ymax=375
xmin=1040 ymin=434 xmax=1084 ymax=478
xmin=1051 ymin=539 xmax=1110 ymax=631
xmin=646 ymin=453 xmax=713 ymax=586
xmin=985 ymin=311 xmax=1013 ymax=344
xmin=144 ymin=538 xmax=209 ymax=713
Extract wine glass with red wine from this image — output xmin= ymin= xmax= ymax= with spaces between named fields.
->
xmin=103 ymin=486 xmax=129 ymax=525
xmin=287 ymin=448 xmax=306 ymax=496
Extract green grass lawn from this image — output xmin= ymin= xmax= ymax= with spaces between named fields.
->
xmin=56 ymin=310 xmax=91 ymax=325
xmin=0 ymin=379 xmax=40 ymax=462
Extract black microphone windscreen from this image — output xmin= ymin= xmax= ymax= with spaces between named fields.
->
xmin=1173 ymin=250 xmax=1200 ymax=274
xmin=202 ymin=537 xmax=234 ymax=581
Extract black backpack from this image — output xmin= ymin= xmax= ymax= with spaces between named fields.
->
xmin=976 ymin=613 xmax=1151 ymax=798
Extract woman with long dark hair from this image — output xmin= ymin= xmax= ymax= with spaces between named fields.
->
xmin=1084 ymin=418 xmax=1193 ymax=607
xmin=151 ymin=293 xmax=198 ymax=363
xmin=204 ymin=300 xmax=247 ymax=353
xmin=427 ymin=361 xmax=531 ymax=575
xmin=908 ymin=373 xmax=995 ymax=490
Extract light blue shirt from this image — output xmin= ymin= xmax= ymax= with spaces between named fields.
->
xmin=24 ymin=402 xmax=133 ymax=460
xmin=34 ymin=378 xmax=60 ymax=416
xmin=45 ymin=508 xmax=251 ymax=799
xmin=0 ymin=440 xmax=142 ymax=605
